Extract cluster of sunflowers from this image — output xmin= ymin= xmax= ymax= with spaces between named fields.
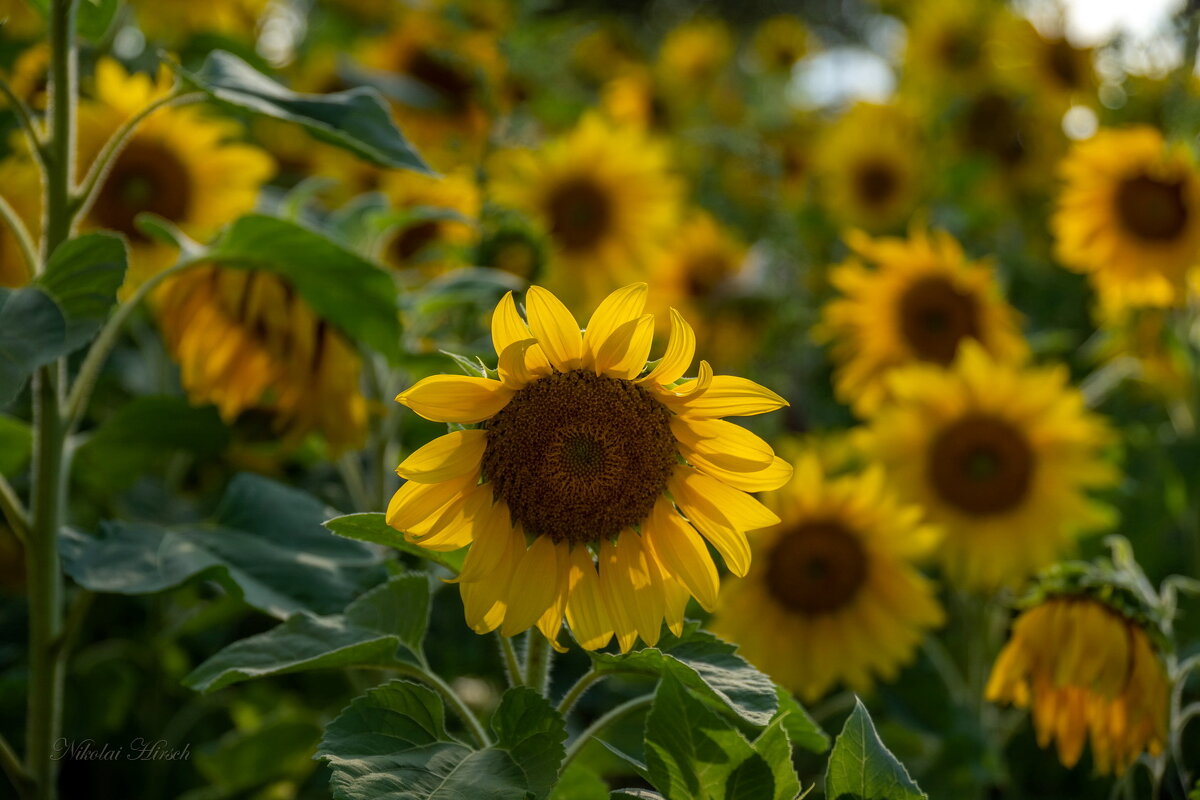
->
xmin=2 ymin=0 xmax=1200 ymax=798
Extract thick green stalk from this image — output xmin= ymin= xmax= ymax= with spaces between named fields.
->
xmin=524 ymin=632 xmax=553 ymax=695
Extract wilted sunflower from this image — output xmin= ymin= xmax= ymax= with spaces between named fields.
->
xmin=377 ymin=166 xmax=480 ymax=276
xmin=388 ymin=283 xmax=791 ymax=651
xmin=859 ymin=343 xmax=1117 ymax=591
xmin=815 ymin=103 xmax=922 ymax=232
xmin=987 ymin=594 xmax=1169 ymax=774
xmin=711 ymin=453 xmax=943 ymax=702
xmin=78 ymin=60 xmax=274 ymax=289
xmin=489 ymin=114 xmax=681 ymax=308
xmin=1052 ymin=127 xmax=1200 ymax=310
xmin=0 ymin=157 xmax=42 ymax=288
xmin=155 ymin=267 xmax=367 ymax=455
xmin=818 ymin=228 xmax=1026 ymax=416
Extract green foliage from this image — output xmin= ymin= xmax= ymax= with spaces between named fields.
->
xmin=180 ymin=50 xmax=432 ymax=172
xmin=324 ymin=511 xmax=467 ymax=574
xmin=61 ymin=473 xmax=385 ymax=618
xmin=184 ymin=573 xmax=430 ymax=692
xmin=35 ymin=232 xmax=127 ymax=351
xmin=0 ymin=287 xmax=65 ymax=406
xmin=825 ymin=699 xmax=925 ymax=800
xmin=0 ymin=413 xmax=32 ymax=476
xmin=316 ymin=680 xmax=567 ymax=800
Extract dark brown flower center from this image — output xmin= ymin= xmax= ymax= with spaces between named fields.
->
xmin=388 ymin=220 xmax=442 ymax=263
xmin=766 ymin=521 xmax=869 ymax=615
xmin=1046 ymin=39 xmax=1083 ymax=90
xmin=93 ymin=139 xmax=191 ymax=243
xmin=405 ymin=48 xmax=473 ymax=114
xmin=545 ymin=177 xmax=613 ymax=253
xmin=963 ymin=92 xmax=1025 ymax=167
xmin=483 ymin=370 xmax=677 ymax=544
xmin=929 ymin=414 xmax=1033 ymax=515
xmin=1115 ymin=174 xmax=1188 ymax=243
xmin=854 ymin=160 xmax=900 ymax=209
xmin=898 ymin=276 xmax=981 ymax=365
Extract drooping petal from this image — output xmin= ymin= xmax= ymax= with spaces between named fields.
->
xmin=501 ymin=535 xmax=564 ymax=636
xmin=456 ymin=500 xmax=514 ymax=584
xmin=497 ymin=338 xmax=546 ymax=388
xmin=594 ymin=314 xmax=654 ymax=379
xmin=596 ymin=538 xmax=640 ymax=653
xmin=526 ymin=285 xmax=583 ymax=370
xmin=396 ymin=429 xmax=488 ymax=483
xmin=397 ymin=375 xmax=513 ymax=423
xmin=643 ymin=497 xmax=720 ymax=611
xmin=461 ymin=526 xmax=523 ymax=634
xmin=662 ymin=375 xmax=789 ymax=417
xmin=612 ymin=530 xmax=666 ymax=647
xmin=583 ymin=282 xmax=648 ymax=369
xmin=640 ymin=308 xmax=696 ymax=386
xmin=565 ymin=546 xmax=614 ymax=650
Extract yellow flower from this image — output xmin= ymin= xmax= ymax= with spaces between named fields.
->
xmin=711 ymin=454 xmax=943 ymax=703
xmin=388 ymin=283 xmax=792 ymax=651
xmin=0 ymin=157 xmax=42 ymax=288
xmin=154 ymin=267 xmax=368 ymax=455
xmin=78 ymin=60 xmax=275 ymax=289
xmin=1 ymin=43 xmax=49 ymax=110
xmin=815 ymin=103 xmax=922 ymax=232
xmin=1092 ymin=305 xmax=1195 ymax=405
xmin=601 ymin=67 xmax=675 ymax=133
xmin=859 ymin=342 xmax=1118 ymax=591
xmin=0 ymin=0 xmax=43 ymax=38
xmin=1052 ymin=127 xmax=1200 ymax=310
xmin=749 ymin=14 xmax=810 ymax=76
xmin=127 ymin=0 xmax=269 ymax=43
xmin=902 ymin=0 xmax=998 ymax=99
xmin=376 ymin=166 xmax=480 ymax=277
xmin=986 ymin=595 xmax=1169 ymax=774
xmin=489 ymin=114 xmax=681 ymax=309
xmin=570 ymin=23 xmax=644 ymax=87
xmin=986 ymin=16 xmax=1095 ymax=112
xmin=656 ymin=18 xmax=734 ymax=96
xmin=818 ymin=228 xmax=1026 ymax=416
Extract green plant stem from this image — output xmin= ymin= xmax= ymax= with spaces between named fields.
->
xmin=0 ymin=474 xmax=30 ymax=546
xmin=42 ymin=0 xmax=77 ymax=262
xmin=0 ymin=77 xmax=45 ymax=166
xmin=498 ymin=634 xmax=523 ymax=687
xmin=557 ymin=670 xmax=606 ymax=717
xmin=388 ymin=664 xmax=490 ymax=748
xmin=524 ymin=631 xmax=552 ymax=695
xmin=560 ymin=694 xmax=654 ymax=773
xmin=0 ymin=193 xmax=39 ymax=281
xmin=0 ymin=732 xmax=34 ymax=800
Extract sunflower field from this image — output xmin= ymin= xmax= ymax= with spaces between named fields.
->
xmin=2 ymin=0 xmax=1200 ymax=798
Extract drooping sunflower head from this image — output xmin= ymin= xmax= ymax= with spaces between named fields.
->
xmin=1052 ymin=126 xmax=1200 ymax=310
xmin=711 ymin=453 xmax=944 ymax=702
xmin=859 ymin=342 xmax=1118 ymax=591
xmin=154 ymin=266 xmax=367 ymax=456
xmin=987 ymin=591 xmax=1169 ymax=774
xmin=818 ymin=227 xmax=1027 ymax=416
xmin=488 ymin=114 xmax=682 ymax=307
xmin=79 ymin=59 xmax=275 ymax=289
xmin=815 ymin=102 xmax=922 ymax=232
xmin=0 ymin=156 xmax=42 ymax=288
xmin=376 ymin=166 xmax=480 ymax=276
xmin=388 ymin=283 xmax=792 ymax=651
xmin=749 ymin=14 xmax=810 ymax=76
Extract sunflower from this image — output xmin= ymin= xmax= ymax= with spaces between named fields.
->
xmin=376 ymin=166 xmax=480 ymax=277
xmin=859 ymin=343 xmax=1117 ymax=591
xmin=749 ymin=14 xmax=810 ymax=76
xmin=154 ymin=266 xmax=367 ymax=455
xmin=601 ymin=67 xmax=676 ymax=134
xmin=987 ymin=16 xmax=1095 ymax=112
xmin=569 ymin=22 xmax=644 ymax=88
xmin=0 ymin=157 xmax=42 ymax=288
xmin=127 ymin=0 xmax=269 ymax=44
xmin=78 ymin=59 xmax=274 ymax=289
xmin=655 ymin=18 xmax=734 ymax=97
xmin=818 ymin=228 xmax=1026 ymax=416
xmin=1 ymin=43 xmax=49 ymax=110
xmin=814 ymin=103 xmax=923 ymax=232
xmin=1092 ymin=305 xmax=1194 ymax=405
xmin=0 ymin=0 xmax=42 ymax=38
xmin=986 ymin=594 xmax=1169 ymax=774
xmin=387 ymin=283 xmax=792 ymax=651
xmin=1052 ymin=127 xmax=1200 ymax=310
xmin=902 ymin=0 xmax=998 ymax=100
xmin=488 ymin=113 xmax=681 ymax=309
xmin=711 ymin=453 xmax=944 ymax=703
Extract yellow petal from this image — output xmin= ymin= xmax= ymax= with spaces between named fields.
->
xmin=396 ymin=430 xmax=488 ymax=483
xmin=526 ymin=285 xmax=582 ymax=370
xmin=397 ymin=375 xmax=513 ymax=423
xmin=491 ymin=291 xmax=530 ymax=357
xmin=670 ymin=417 xmax=774 ymax=471
xmin=595 ymin=314 xmax=654 ymax=379
xmin=461 ymin=529 xmax=522 ymax=634
xmin=565 ymin=546 xmax=614 ymax=650
xmin=613 ymin=531 xmax=666 ymax=647
xmin=456 ymin=501 xmax=514 ymax=583
xmin=596 ymin=538 xmax=640 ymax=653
xmin=583 ymin=283 xmax=647 ymax=369
xmin=501 ymin=535 xmax=564 ymax=636
xmin=497 ymin=338 xmax=544 ymax=388
xmin=664 ymin=375 xmax=788 ymax=417
xmin=689 ymin=455 xmax=793 ymax=493
xmin=385 ymin=474 xmax=475 ymax=532
xmin=640 ymin=308 xmax=696 ymax=386
xmin=643 ymin=497 xmax=719 ymax=611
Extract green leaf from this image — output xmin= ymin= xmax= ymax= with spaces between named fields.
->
xmin=60 ymin=473 xmax=385 ymax=618
xmin=824 ymin=699 xmax=926 ymax=800
xmin=184 ymin=573 xmax=429 ymax=692
xmin=317 ymin=680 xmax=534 ymax=800
xmin=752 ymin=717 xmax=802 ymax=800
xmin=35 ymin=232 xmax=127 ymax=352
xmin=774 ymin=688 xmax=829 ymax=754
xmin=610 ymin=793 xmax=668 ymax=800
xmin=191 ymin=214 xmax=402 ymax=361
xmin=550 ymin=764 xmax=609 ymax=800
xmin=180 ymin=50 xmax=432 ymax=172
xmin=490 ymin=687 xmax=568 ymax=799
xmin=0 ymin=287 xmax=66 ymax=407
xmin=0 ymin=414 xmax=32 ymax=476
xmin=643 ymin=673 xmax=764 ymax=800
xmin=324 ymin=512 xmax=467 ymax=575
xmin=76 ymin=0 xmax=119 ymax=40
xmin=588 ymin=626 xmax=778 ymax=727
xmin=195 ymin=717 xmax=321 ymax=793
xmin=72 ymin=396 xmax=231 ymax=493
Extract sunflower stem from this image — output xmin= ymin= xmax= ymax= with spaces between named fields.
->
xmin=556 ymin=670 xmax=606 ymax=717
xmin=0 ymin=473 xmax=30 ymax=546
xmin=0 ymin=731 xmax=34 ymax=800
xmin=523 ymin=631 xmax=553 ymax=696
xmin=0 ymin=192 xmax=40 ymax=282
xmin=0 ymin=77 xmax=44 ymax=163
xmin=497 ymin=634 xmax=524 ymax=687
xmin=560 ymin=694 xmax=654 ymax=773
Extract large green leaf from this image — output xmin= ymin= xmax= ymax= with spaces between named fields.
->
xmin=825 ymin=699 xmax=926 ymax=800
xmin=751 ymin=717 xmax=802 ymax=800
xmin=643 ymin=673 xmax=766 ymax=800
xmin=317 ymin=680 xmax=566 ymax=800
xmin=182 ymin=214 xmax=403 ymax=361
xmin=324 ymin=512 xmax=467 ymax=575
xmin=60 ymin=473 xmax=385 ymax=618
xmin=610 ymin=793 xmax=668 ymax=799
xmin=588 ymin=626 xmax=778 ymax=727
xmin=35 ymin=232 xmax=127 ymax=352
xmin=181 ymin=50 xmax=431 ymax=172
xmin=774 ymin=687 xmax=829 ymax=754
xmin=184 ymin=573 xmax=429 ymax=692
xmin=0 ymin=287 xmax=66 ymax=407
xmin=0 ymin=414 xmax=32 ymax=476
